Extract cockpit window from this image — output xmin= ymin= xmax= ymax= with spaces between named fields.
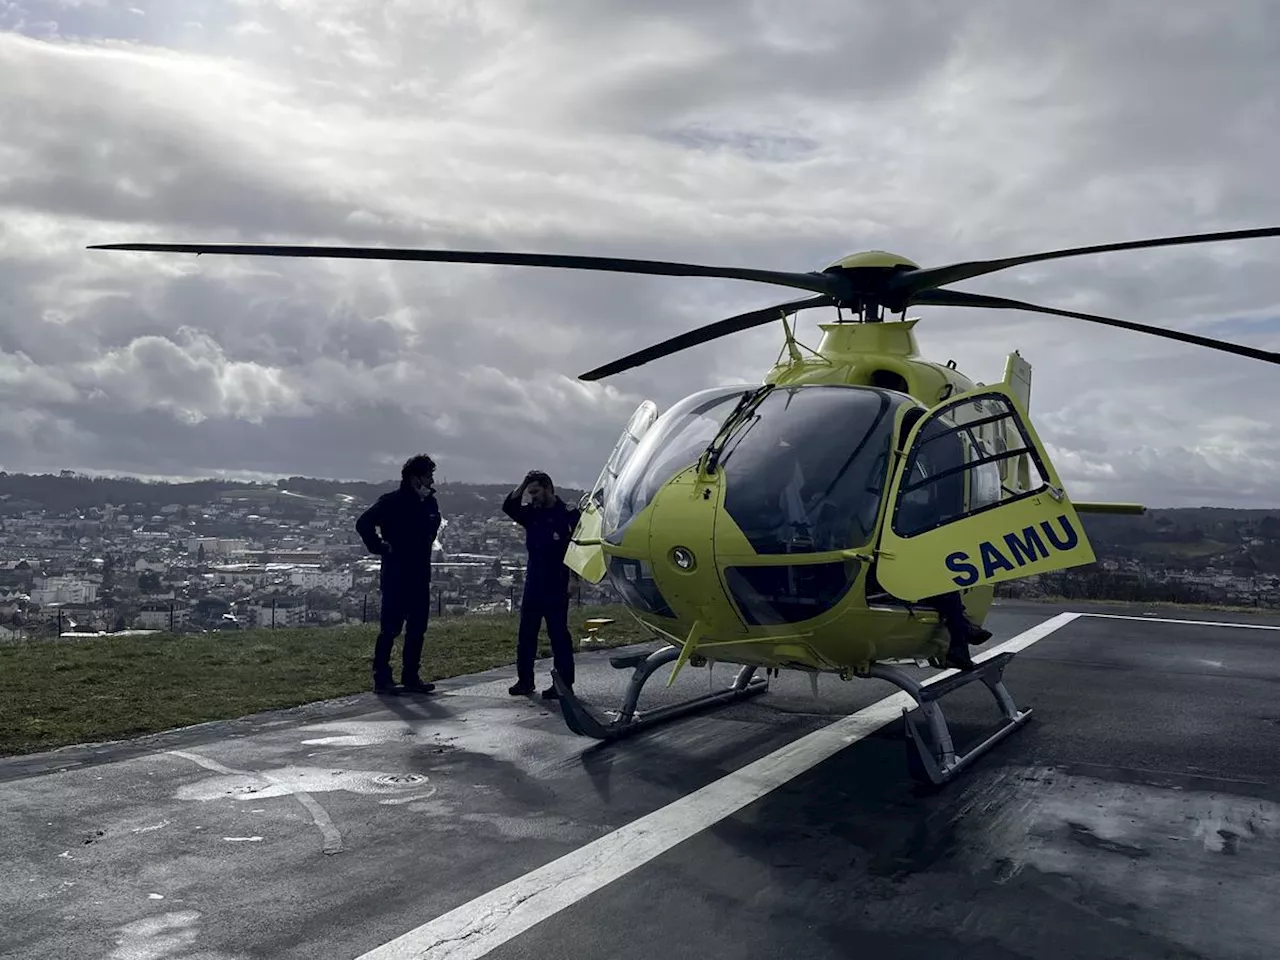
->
xmin=602 ymin=385 xmax=757 ymax=543
xmin=894 ymin=394 xmax=1039 ymax=537
xmin=717 ymin=385 xmax=906 ymax=554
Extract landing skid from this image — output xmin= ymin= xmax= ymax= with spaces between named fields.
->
xmin=551 ymin=643 xmax=1030 ymax=787
xmin=865 ymin=651 xmax=1032 ymax=787
xmin=551 ymin=644 xmax=768 ymax=742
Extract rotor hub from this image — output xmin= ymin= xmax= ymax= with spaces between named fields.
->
xmin=821 ymin=251 xmax=921 ymax=317
xmin=823 ymin=250 xmax=921 ymax=273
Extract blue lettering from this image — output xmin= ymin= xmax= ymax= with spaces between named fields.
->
xmin=946 ymin=551 xmax=979 ymax=587
xmin=1003 ymin=526 xmax=1050 ymax=566
xmin=946 ymin=514 xmax=1080 ymax=586
xmin=980 ymin=541 xmax=1016 ymax=578
xmin=1041 ymin=514 xmax=1079 ymax=550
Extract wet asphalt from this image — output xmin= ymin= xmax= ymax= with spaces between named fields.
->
xmin=2 ymin=599 xmax=1278 ymax=960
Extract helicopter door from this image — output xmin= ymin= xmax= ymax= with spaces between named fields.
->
xmin=565 ymin=399 xmax=660 ymax=584
xmin=874 ymin=385 xmax=1095 ymax=602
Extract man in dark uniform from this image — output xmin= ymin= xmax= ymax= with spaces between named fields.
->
xmin=356 ymin=454 xmax=442 ymax=694
xmin=502 ymin=470 xmax=580 ymax=699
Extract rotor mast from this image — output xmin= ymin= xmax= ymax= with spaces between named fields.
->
xmin=766 ymin=253 xmax=973 ymax=402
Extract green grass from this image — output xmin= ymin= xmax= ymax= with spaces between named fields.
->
xmin=0 ymin=603 xmax=650 ymax=758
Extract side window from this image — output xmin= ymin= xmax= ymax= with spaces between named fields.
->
xmin=892 ymin=393 xmax=1051 ymax=538
xmin=587 ymin=400 xmax=659 ymax=510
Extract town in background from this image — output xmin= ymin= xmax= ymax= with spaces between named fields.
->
xmin=1 ymin=471 xmax=1276 ymax=640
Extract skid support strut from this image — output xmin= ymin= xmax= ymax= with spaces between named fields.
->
xmin=551 ymin=644 xmax=768 ymax=742
xmin=866 ymin=651 xmax=1032 ymax=786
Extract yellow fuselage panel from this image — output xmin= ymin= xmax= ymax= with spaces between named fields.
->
xmin=627 ymin=597 xmax=972 ymax=673
xmin=765 ymin=321 xmax=978 ymax=406
xmin=604 ymin=463 xmax=996 ymax=673
xmin=643 ymin=466 xmax=749 ymax=641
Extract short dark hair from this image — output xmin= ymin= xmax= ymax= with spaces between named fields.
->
xmin=527 ymin=471 xmax=553 ymax=492
xmin=401 ymin=454 xmax=436 ymax=480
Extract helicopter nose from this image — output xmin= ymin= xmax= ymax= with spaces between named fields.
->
xmin=642 ymin=466 xmax=746 ymax=640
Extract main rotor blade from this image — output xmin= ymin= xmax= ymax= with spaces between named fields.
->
xmin=891 ymin=226 xmax=1280 ymax=298
xmin=87 ymin=242 xmax=840 ymax=297
xmin=579 ymin=295 xmax=834 ymax=381
xmin=914 ymin=288 xmax=1280 ymax=367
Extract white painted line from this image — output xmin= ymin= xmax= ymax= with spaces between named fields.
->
xmin=987 ymin=610 xmax=1082 ymax=652
xmin=167 ymin=749 xmax=344 ymax=855
xmin=1081 ymin=613 xmax=1280 ymax=631
xmin=354 ymin=611 xmax=1081 ymax=960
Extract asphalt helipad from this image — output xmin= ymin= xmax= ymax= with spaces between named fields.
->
xmin=2 ymin=600 xmax=1278 ymax=960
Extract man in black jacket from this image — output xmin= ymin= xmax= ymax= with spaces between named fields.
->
xmin=356 ymin=454 xmax=442 ymax=694
xmin=502 ymin=470 xmax=580 ymax=699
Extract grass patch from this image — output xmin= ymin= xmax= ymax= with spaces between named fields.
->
xmin=0 ymin=603 xmax=651 ymax=758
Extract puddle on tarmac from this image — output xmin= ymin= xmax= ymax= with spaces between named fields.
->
xmin=296 ymin=710 xmax=573 ymax=769
xmin=107 ymin=909 xmax=250 ymax=960
xmin=403 ymin=798 xmax=605 ymax=843
xmin=955 ymin=767 xmax=1280 ymax=959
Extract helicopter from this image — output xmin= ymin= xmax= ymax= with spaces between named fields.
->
xmin=89 ymin=225 xmax=1280 ymax=786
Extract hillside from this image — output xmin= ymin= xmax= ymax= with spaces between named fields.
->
xmin=4 ymin=471 xmax=1280 ymax=572
xmin=1077 ymin=509 xmax=1280 ymax=573
xmin=0 ymin=471 xmax=586 ymax=520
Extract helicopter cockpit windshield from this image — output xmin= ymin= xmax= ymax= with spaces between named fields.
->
xmin=716 ymin=385 xmax=910 ymax=554
xmin=600 ymin=383 xmax=916 ymax=554
xmin=602 ymin=384 xmax=759 ymax=542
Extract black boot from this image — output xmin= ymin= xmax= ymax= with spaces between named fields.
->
xmin=945 ymin=633 xmax=977 ymax=671
xmin=944 ymin=618 xmax=992 ymax=670
xmin=401 ymin=675 xmax=435 ymax=694
xmin=371 ymin=656 xmax=398 ymax=693
xmin=936 ymin=607 xmax=977 ymax=671
xmin=930 ymin=593 xmax=990 ymax=671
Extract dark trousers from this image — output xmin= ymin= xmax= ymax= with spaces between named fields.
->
xmin=927 ymin=592 xmax=970 ymax=640
xmin=517 ymin=580 xmax=574 ymax=688
xmin=373 ymin=585 xmax=430 ymax=681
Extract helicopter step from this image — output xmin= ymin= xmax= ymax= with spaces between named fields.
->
xmin=550 ymin=644 xmax=768 ymax=743
xmin=864 ymin=651 xmax=1032 ymax=787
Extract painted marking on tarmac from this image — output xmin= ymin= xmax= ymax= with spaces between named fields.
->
xmin=1082 ymin=613 xmax=1280 ymax=631
xmin=168 ymin=749 xmax=344 ymax=855
xmin=354 ymin=611 xmax=1081 ymax=960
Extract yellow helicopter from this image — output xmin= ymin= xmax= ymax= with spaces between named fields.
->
xmin=90 ymin=225 xmax=1280 ymax=785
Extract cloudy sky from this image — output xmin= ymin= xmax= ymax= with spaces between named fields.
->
xmin=2 ymin=0 xmax=1280 ymax=508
